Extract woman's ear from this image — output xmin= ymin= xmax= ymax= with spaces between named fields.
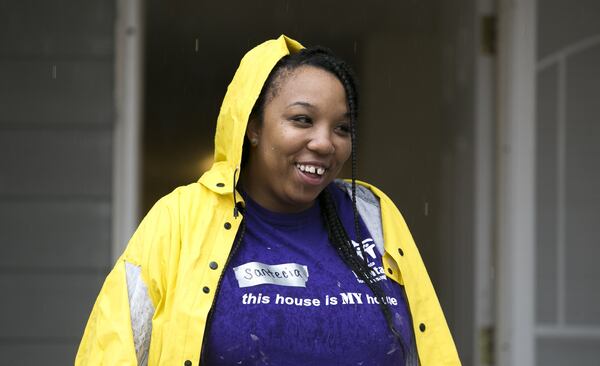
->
xmin=246 ymin=118 xmax=261 ymax=146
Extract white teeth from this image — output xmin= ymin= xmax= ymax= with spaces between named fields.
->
xmin=296 ymin=163 xmax=326 ymax=176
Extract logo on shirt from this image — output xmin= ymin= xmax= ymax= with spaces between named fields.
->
xmin=351 ymin=238 xmax=387 ymax=283
xmin=233 ymin=262 xmax=309 ymax=288
xmin=352 ymin=238 xmax=377 ymax=260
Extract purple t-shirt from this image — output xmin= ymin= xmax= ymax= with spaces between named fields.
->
xmin=202 ymin=184 xmax=416 ymax=365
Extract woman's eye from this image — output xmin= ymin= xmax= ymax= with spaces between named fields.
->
xmin=336 ymin=123 xmax=351 ymax=134
xmin=292 ymin=115 xmax=312 ymax=124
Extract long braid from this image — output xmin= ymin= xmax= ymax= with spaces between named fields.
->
xmin=318 ymin=190 xmax=405 ymax=339
xmin=330 ymin=57 xmax=365 ymax=265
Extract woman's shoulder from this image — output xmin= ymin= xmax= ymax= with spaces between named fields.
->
xmin=122 ymin=182 xmax=212 ymax=259
xmin=154 ymin=181 xmax=206 ymax=208
xmin=332 ymin=179 xmax=385 ymax=208
xmin=141 ymin=181 xmax=221 ymax=225
xmin=333 ymin=179 xmax=401 ymax=211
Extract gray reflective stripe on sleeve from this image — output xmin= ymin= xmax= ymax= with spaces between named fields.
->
xmin=335 ymin=180 xmax=385 ymax=256
xmin=125 ymin=262 xmax=154 ymax=366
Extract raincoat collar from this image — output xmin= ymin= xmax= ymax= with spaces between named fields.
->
xmin=199 ymin=35 xmax=304 ymax=195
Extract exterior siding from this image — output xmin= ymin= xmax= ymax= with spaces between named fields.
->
xmin=0 ymin=0 xmax=115 ymax=363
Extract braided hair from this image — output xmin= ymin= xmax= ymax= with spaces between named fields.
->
xmin=242 ymin=46 xmax=410 ymax=361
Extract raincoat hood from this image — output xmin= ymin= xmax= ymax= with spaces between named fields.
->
xmin=199 ymin=35 xmax=304 ymax=194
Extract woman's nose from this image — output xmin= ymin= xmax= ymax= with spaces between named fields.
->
xmin=307 ymin=128 xmax=335 ymax=155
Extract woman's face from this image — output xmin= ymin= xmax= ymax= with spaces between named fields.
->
xmin=244 ymin=65 xmax=352 ymax=213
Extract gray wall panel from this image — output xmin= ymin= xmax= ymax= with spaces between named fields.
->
xmin=564 ymin=45 xmax=600 ymax=325
xmin=538 ymin=0 xmax=600 ymax=59
xmin=0 ymin=343 xmax=78 ymax=366
xmin=537 ymin=338 xmax=600 ymax=366
xmin=0 ymin=60 xmax=113 ymax=125
xmin=0 ymin=0 xmax=113 ymax=57
xmin=0 ymin=273 xmax=104 ymax=339
xmin=0 ymin=129 xmax=112 ymax=197
xmin=0 ymin=201 xmax=111 ymax=269
xmin=0 ymin=0 xmax=116 ymax=362
xmin=535 ymin=65 xmax=559 ymax=324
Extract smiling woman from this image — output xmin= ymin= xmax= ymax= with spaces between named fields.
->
xmin=76 ymin=35 xmax=461 ymax=366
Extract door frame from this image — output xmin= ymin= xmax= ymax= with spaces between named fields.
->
xmin=473 ymin=0 xmax=497 ymax=364
xmin=495 ymin=0 xmax=537 ymax=365
xmin=112 ymin=0 xmax=144 ymax=260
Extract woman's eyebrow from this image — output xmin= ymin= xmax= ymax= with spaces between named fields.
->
xmin=286 ymin=101 xmax=349 ymax=118
xmin=286 ymin=101 xmax=316 ymax=109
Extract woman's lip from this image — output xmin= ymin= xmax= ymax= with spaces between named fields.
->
xmin=295 ymin=165 xmax=325 ymax=186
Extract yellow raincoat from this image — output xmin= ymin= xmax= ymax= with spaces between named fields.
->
xmin=76 ymin=35 xmax=461 ymax=365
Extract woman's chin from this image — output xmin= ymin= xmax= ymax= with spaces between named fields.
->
xmin=286 ymin=188 xmax=328 ymax=211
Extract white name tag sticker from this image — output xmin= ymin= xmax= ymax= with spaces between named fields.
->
xmin=233 ymin=262 xmax=309 ymax=288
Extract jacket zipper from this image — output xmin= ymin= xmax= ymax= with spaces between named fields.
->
xmin=199 ymin=217 xmax=245 ymax=364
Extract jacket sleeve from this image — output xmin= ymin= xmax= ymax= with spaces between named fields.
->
xmin=75 ymin=259 xmax=139 ymax=365
xmin=76 ymin=194 xmax=178 ymax=366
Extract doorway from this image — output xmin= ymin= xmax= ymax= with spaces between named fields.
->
xmin=142 ymin=1 xmax=481 ymax=363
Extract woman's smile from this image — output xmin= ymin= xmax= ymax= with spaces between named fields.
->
xmin=295 ymin=161 xmax=328 ymax=186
